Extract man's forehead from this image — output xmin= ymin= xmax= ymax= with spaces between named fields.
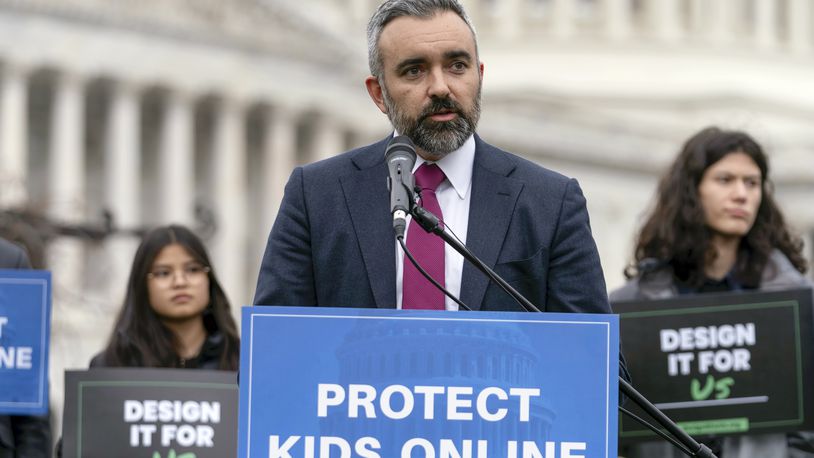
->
xmin=378 ymin=11 xmax=476 ymax=61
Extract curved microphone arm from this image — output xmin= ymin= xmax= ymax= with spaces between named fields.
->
xmin=407 ymin=205 xmax=718 ymax=458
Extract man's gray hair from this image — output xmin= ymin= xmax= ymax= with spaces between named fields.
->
xmin=367 ymin=0 xmax=478 ymax=79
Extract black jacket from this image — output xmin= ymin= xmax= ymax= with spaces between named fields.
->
xmin=88 ymin=331 xmax=228 ymax=370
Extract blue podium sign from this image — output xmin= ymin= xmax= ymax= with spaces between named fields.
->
xmin=0 ymin=269 xmax=51 ymax=415
xmin=239 ymin=306 xmax=618 ymax=458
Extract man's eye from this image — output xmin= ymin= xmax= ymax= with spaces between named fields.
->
xmin=451 ymin=62 xmax=467 ymax=71
xmin=404 ymin=67 xmax=422 ymax=77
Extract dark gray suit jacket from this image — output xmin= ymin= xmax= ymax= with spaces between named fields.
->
xmin=254 ymin=135 xmax=612 ymax=316
xmin=0 ymin=239 xmax=51 ymax=458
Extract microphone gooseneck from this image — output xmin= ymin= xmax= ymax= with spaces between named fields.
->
xmin=385 ymin=136 xmax=417 ymax=238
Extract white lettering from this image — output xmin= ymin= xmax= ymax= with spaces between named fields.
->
xmin=129 ymin=424 xmax=156 ymax=446
xmin=667 ymin=353 xmax=695 ymax=376
xmin=402 ymin=438 xmax=434 ymax=458
xmin=160 ymin=425 xmax=214 ymax=447
xmin=661 ymin=324 xmax=757 ymax=352
xmin=122 ymin=400 xmax=220 ymax=423
xmin=476 ymin=387 xmax=508 ymax=422
xmin=320 ymin=436 xmax=351 ymax=458
xmin=124 ymin=400 xmax=143 ymax=422
xmin=447 ymin=387 xmax=473 ymax=420
xmin=415 ymin=385 xmax=444 ymax=419
xmin=698 ymin=349 xmax=752 ymax=373
xmin=268 ymin=435 xmax=299 ymax=458
xmin=317 ymin=384 xmax=345 ymax=417
xmin=439 ymin=439 xmax=469 ymax=458
xmin=0 ymin=346 xmax=33 ymax=369
xmin=510 ymin=388 xmax=539 ymax=422
xmin=380 ymin=385 xmax=413 ymax=419
xmin=349 ymin=384 xmax=377 ymax=419
xmin=562 ymin=442 xmax=587 ymax=458
xmin=316 ymin=384 xmax=541 ymax=422
xmin=354 ymin=437 xmax=381 ymax=458
xmin=660 ymin=329 xmax=679 ymax=352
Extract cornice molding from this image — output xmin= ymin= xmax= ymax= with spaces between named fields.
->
xmin=0 ymin=0 xmax=362 ymax=71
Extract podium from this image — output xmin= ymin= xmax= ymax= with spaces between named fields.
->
xmin=239 ymin=306 xmax=618 ymax=458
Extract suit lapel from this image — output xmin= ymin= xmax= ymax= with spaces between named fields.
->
xmin=339 ymin=138 xmax=397 ymax=308
xmin=459 ymin=138 xmax=523 ymax=310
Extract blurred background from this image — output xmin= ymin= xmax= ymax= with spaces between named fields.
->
xmin=0 ymin=0 xmax=812 ymax=438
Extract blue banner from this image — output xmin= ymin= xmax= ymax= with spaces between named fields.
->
xmin=239 ymin=306 xmax=618 ymax=458
xmin=0 ymin=269 xmax=51 ymax=415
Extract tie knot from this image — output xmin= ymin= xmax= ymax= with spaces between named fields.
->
xmin=415 ymin=163 xmax=446 ymax=192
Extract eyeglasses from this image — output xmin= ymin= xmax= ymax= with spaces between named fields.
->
xmin=147 ymin=264 xmax=211 ymax=286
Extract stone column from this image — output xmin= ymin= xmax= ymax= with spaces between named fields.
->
xmin=754 ymin=0 xmax=778 ymax=50
xmin=349 ymin=0 xmax=370 ymax=28
xmin=309 ymin=112 xmax=345 ymax=163
xmin=159 ymin=90 xmax=195 ymax=225
xmin=707 ymin=0 xmax=735 ymax=45
xmin=493 ymin=0 xmax=522 ymax=41
xmin=602 ymin=0 xmax=632 ymax=41
xmin=649 ymin=0 xmax=682 ymax=43
xmin=48 ymin=72 xmax=85 ymax=292
xmin=552 ymin=0 xmax=576 ymax=39
xmin=687 ymin=0 xmax=705 ymax=36
xmin=788 ymin=0 xmax=812 ymax=54
xmin=105 ymin=80 xmax=141 ymax=302
xmin=263 ymin=105 xmax=298 ymax=233
xmin=210 ymin=97 xmax=248 ymax=309
xmin=0 ymin=64 xmax=28 ymax=208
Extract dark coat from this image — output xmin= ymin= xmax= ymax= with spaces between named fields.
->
xmin=254 ymin=134 xmax=612 ymax=316
xmin=88 ymin=331 xmax=228 ymax=370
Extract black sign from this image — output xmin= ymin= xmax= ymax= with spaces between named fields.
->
xmin=62 ymin=368 xmax=238 ymax=458
xmin=613 ymin=288 xmax=814 ymax=441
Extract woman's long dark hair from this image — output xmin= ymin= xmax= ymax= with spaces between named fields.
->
xmin=628 ymin=126 xmax=807 ymax=287
xmin=99 ymin=225 xmax=239 ymax=370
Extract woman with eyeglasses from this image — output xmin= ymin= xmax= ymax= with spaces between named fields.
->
xmin=92 ymin=224 xmax=239 ymax=370
xmin=56 ymin=225 xmax=241 ymax=457
xmin=612 ymin=127 xmax=813 ymax=457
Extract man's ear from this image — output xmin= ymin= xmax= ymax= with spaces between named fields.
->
xmin=479 ymin=62 xmax=485 ymax=82
xmin=365 ymin=76 xmax=388 ymax=114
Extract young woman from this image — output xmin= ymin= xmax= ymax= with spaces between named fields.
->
xmin=612 ymin=127 xmax=813 ymax=457
xmin=93 ymin=224 xmax=239 ymax=370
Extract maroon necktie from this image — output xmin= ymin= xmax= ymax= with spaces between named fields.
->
xmin=403 ymin=163 xmax=446 ymax=310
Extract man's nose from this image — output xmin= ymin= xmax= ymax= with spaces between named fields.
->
xmin=427 ymin=67 xmax=451 ymax=98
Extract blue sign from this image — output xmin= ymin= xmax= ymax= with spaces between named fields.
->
xmin=239 ymin=306 xmax=618 ymax=458
xmin=0 ymin=269 xmax=51 ymax=415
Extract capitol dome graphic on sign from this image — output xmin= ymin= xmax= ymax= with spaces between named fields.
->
xmin=318 ymin=317 xmax=556 ymax=455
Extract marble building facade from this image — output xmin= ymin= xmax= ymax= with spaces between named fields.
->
xmin=0 ymin=0 xmax=812 ymax=437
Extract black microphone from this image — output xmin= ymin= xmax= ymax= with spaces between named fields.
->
xmin=385 ymin=136 xmax=417 ymax=238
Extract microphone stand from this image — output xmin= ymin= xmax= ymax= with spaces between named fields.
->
xmin=409 ymin=205 xmax=717 ymax=458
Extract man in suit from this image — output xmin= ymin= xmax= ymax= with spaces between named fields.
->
xmin=254 ymin=0 xmax=611 ymax=318
xmin=0 ymin=238 xmax=51 ymax=458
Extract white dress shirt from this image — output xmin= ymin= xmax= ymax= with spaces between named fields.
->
xmin=395 ymin=135 xmax=475 ymax=310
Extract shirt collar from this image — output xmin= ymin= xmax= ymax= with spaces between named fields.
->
xmin=397 ymin=134 xmax=475 ymax=200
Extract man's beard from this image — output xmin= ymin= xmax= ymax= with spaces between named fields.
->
xmin=382 ymin=83 xmax=481 ymax=160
